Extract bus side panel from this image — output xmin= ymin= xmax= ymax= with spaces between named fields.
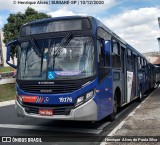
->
xmin=97 ymin=71 xmax=113 ymax=120
xmin=137 ymin=69 xmax=142 ymax=95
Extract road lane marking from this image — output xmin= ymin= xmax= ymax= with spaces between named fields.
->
xmin=0 ymin=100 xmax=15 ymax=107
xmin=0 ymin=124 xmax=102 ymax=134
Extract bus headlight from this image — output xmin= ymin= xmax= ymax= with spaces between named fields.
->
xmin=76 ymin=96 xmax=84 ymax=107
xmin=86 ymin=91 xmax=94 ymax=101
xmin=75 ymin=89 xmax=95 ymax=107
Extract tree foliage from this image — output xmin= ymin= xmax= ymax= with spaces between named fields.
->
xmin=3 ymin=7 xmax=51 ymax=60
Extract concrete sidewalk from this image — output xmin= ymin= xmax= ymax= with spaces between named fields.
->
xmin=0 ymin=78 xmax=15 ymax=85
xmin=0 ymin=100 xmax=15 ymax=107
xmin=101 ymin=86 xmax=160 ymax=145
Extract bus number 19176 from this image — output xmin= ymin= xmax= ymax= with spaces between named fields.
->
xmin=59 ymin=97 xmax=73 ymax=103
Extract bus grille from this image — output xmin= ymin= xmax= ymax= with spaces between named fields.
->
xmin=20 ymin=83 xmax=79 ymax=94
xmin=24 ymin=106 xmax=72 ymax=115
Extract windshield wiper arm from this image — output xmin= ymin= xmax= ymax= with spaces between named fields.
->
xmin=23 ymin=38 xmax=43 ymax=77
xmin=55 ymin=33 xmax=72 ymax=57
xmin=52 ymin=33 xmax=72 ymax=69
xmin=27 ymin=60 xmax=41 ymax=68
xmin=31 ymin=38 xmax=42 ymax=57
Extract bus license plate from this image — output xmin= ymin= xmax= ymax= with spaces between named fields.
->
xmin=39 ymin=109 xmax=53 ymax=116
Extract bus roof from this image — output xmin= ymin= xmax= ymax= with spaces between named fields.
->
xmin=22 ymin=15 xmax=147 ymax=61
xmin=95 ymin=18 xmax=146 ymax=59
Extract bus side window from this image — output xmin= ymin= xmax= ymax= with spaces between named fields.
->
xmin=127 ymin=50 xmax=133 ymax=71
xmin=97 ymin=39 xmax=105 ymax=66
xmin=112 ymin=39 xmax=121 ymax=68
xmin=138 ymin=57 xmax=141 ymax=69
xmin=105 ymin=40 xmax=110 ymax=67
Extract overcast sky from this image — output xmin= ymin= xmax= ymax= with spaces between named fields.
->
xmin=0 ymin=0 xmax=160 ymax=53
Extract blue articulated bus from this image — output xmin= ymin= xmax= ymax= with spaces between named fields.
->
xmin=6 ymin=16 xmax=156 ymax=121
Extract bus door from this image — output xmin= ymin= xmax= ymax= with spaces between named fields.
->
xmin=121 ymin=46 xmax=127 ymax=104
xmin=98 ymin=39 xmax=113 ymax=118
xmin=133 ymin=53 xmax=138 ymax=98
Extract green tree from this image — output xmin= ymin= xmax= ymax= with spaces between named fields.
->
xmin=3 ymin=7 xmax=51 ymax=63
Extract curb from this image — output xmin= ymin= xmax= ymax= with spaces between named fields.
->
xmin=0 ymin=78 xmax=15 ymax=85
xmin=100 ymin=88 xmax=158 ymax=145
xmin=107 ymin=87 xmax=158 ymax=137
xmin=0 ymin=100 xmax=15 ymax=107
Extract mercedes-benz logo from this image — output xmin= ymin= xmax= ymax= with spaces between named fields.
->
xmin=44 ymin=97 xmax=49 ymax=103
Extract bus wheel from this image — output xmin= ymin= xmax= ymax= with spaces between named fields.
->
xmin=109 ymin=98 xmax=117 ymax=121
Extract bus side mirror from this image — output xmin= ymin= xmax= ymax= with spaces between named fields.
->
xmin=6 ymin=40 xmax=19 ymax=69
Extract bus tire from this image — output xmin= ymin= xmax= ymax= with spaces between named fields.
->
xmin=109 ymin=97 xmax=117 ymax=121
xmin=137 ymin=88 xmax=143 ymax=102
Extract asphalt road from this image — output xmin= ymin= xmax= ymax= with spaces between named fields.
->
xmin=0 ymin=104 xmax=109 ymax=145
xmin=0 ymin=89 xmax=153 ymax=145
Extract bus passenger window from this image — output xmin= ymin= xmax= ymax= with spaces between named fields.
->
xmin=142 ymin=59 xmax=146 ymax=68
xmin=97 ymin=39 xmax=105 ymax=66
xmin=127 ymin=50 xmax=133 ymax=71
xmin=138 ymin=57 xmax=141 ymax=69
xmin=112 ymin=40 xmax=121 ymax=68
xmin=105 ymin=40 xmax=110 ymax=67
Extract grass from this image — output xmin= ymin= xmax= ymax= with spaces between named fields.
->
xmin=0 ymin=67 xmax=13 ymax=73
xmin=0 ymin=83 xmax=16 ymax=102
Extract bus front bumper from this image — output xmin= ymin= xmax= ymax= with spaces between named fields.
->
xmin=15 ymin=100 xmax=98 ymax=121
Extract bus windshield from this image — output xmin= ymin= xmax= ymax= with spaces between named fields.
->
xmin=17 ymin=36 xmax=95 ymax=80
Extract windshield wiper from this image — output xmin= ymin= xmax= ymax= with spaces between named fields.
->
xmin=27 ymin=59 xmax=42 ymax=68
xmin=23 ymin=39 xmax=43 ymax=78
xmin=52 ymin=33 xmax=72 ymax=69
xmin=55 ymin=33 xmax=72 ymax=57
xmin=31 ymin=38 xmax=42 ymax=57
